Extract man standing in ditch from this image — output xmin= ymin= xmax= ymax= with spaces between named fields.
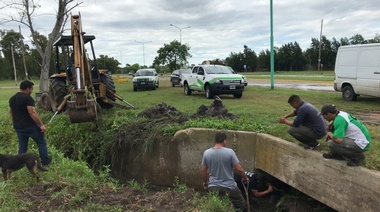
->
xmin=319 ymin=104 xmax=371 ymax=166
xmin=278 ymin=95 xmax=327 ymax=149
xmin=9 ymin=80 xmax=50 ymax=168
xmin=201 ymin=131 xmax=249 ymax=212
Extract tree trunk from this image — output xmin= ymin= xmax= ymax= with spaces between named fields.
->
xmin=39 ymin=54 xmax=51 ymax=92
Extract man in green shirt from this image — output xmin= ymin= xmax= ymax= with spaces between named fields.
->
xmin=319 ymin=104 xmax=371 ymax=166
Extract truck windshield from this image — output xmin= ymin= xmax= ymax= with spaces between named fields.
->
xmin=136 ymin=70 xmax=154 ymax=76
xmin=205 ymin=66 xmax=233 ymax=74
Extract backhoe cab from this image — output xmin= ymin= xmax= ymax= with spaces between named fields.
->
xmin=39 ymin=14 xmax=133 ymax=123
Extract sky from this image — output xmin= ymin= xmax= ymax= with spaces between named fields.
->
xmin=1 ymin=0 xmax=380 ymax=67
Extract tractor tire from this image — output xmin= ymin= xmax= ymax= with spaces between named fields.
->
xmin=98 ymin=73 xmax=116 ymax=109
xmin=50 ymin=77 xmax=68 ymax=111
xmin=39 ymin=92 xmax=53 ymax=111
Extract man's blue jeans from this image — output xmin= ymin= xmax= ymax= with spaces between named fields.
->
xmin=15 ymin=125 xmax=50 ymax=165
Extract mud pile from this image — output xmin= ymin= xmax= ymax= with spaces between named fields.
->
xmin=192 ymin=99 xmax=237 ymax=120
xmin=138 ymin=99 xmax=237 ymax=121
xmin=138 ymin=102 xmax=189 ymax=123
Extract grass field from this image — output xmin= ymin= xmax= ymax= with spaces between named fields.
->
xmin=0 ymin=72 xmax=379 ymax=171
xmin=0 ymin=72 xmax=378 ymax=210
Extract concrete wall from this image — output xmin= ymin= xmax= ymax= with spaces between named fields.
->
xmin=111 ymin=128 xmax=380 ymax=211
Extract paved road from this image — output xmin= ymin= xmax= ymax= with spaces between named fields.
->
xmin=246 ymin=79 xmax=335 ymax=91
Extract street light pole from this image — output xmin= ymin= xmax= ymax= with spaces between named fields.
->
xmin=120 ymin=49 xmax=128 ymax=69
xmin=170 ymin=24 xmax=190 ymax=68
xmin=134 ymin=40 xmax=152 ymax=67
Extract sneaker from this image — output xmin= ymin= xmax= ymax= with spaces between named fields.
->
xmin=347 ymin=161 xmax=361 ymax=167
xmin=322 ymin=152 xmax=345 ymax=160
xmin=304 ymin=143 xmax=320 ymax=150
xmin=347 ymin=155 xmax=364 ymax=167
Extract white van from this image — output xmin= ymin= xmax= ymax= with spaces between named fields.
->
xmin=334 ymin=43 xmax=380 ymax=101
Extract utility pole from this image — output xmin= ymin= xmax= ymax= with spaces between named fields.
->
xmin=134 ymin=40 xmax=151 ymax=67
xmin=270 ymin=0 xmax=274 ymax=89
xmin=19 ymin=25 xmax=29 ymax=80
xmin=317 ymin=19 xmax=323 ymax=74
xmin=11 ymin=45 xmax=17 ymax=85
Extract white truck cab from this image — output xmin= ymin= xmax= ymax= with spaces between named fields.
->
xmin=334 ymin=43 xmax=380 ymax=101
xmin=181 ymin=65 xmax=245 ymax=99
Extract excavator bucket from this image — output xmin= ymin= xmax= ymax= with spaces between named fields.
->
xmin=67 ymin=99 xmax=98 ymax=123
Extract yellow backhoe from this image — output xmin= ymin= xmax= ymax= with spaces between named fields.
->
xmin=39 ymin=13 xmax=133 ymax=123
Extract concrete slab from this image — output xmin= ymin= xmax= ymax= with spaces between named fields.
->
xmin=110 ymin=128 xmax=380 ymax=211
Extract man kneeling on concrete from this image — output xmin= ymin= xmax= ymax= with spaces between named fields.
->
xmin=201 ymin=131 xmax=248 ymax=212
xmin=278 ymin=95 xmax=327 ymax=150
xmin=319 ymin=104 xmax=371 ymax=166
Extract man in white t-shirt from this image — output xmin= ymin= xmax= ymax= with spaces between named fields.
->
xmin=319 ymin=104 xmax=371 ymax=166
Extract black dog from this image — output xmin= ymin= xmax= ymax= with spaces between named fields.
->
xmin=0 ymin=153 xmax=48 ymax=181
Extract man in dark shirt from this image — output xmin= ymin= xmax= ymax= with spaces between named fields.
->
xmin=234 ymin=171 xmax=274 ymax=200
xmin=9 ymin=80 xmax=50 ymax=167
xmin=278 ymin=95 xmax=327 ymax=149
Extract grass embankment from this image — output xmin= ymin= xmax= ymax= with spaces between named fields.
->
xmin=0 ymin=71 xmax=379 ymax=210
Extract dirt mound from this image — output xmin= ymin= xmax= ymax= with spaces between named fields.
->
xmin=192 ymin=99 xmax=237 ymax=119
xmin=138 ymin=102 xmax=189 ymax=123
xmin=138 ymin=100 xmax=237 ymax=121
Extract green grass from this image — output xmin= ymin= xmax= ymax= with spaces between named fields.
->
xmin=0 ymin=72 xmax=379 ymax=210
xmin=2 ymin=74 xmax=379 ymax=170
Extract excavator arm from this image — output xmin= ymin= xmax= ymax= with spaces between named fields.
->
xmin=66 ymin=13 xmax=98 ymax=123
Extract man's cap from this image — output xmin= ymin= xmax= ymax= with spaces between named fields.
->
xmin=318 ymin=104 xmax=337 ymax=116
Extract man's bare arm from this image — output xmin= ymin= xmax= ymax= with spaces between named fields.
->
xmin=27 ymin=106 xmax=46 ymax=133
xmin=201 ymin=165 xmax=209 ymax=189
xmin=234 ymin=163 xmax=248 ymax=182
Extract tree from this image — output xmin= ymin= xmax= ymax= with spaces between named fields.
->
xmin=276 ymin=42 xmax=305 ymax=71
xmin=208 ymin=58 xmax=225 ymax=65
xmin=225 ymin=45 xmax=257 ymax=72
xmin=225 ymin=52 xmax=244 ymax=72
xmin=97 ymin=54 xmax=119 ymax=74
xmin=1 ymin=0 xmax=82 ymax=92
xmin=242 ymin=45 xmax=257 ymax=72
xmin=368 ymin=34 xmax=380 ymax=43
xmin=257 ymin=49 xmax=270 ymax=71
xmin=350 ymin=34 xmax=367 ymax=45
xmin=340 ymin=37 xmax=350 ymax=46
xmin=0 ymin=30 xmax=25 ymax=79
xmin=153 ymin=40 xmax=191 ymax=71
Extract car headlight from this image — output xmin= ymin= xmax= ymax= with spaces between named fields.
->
xmin=149 ymin=78 xmax=154 ymax=81
xmin=133 ymin=78 xmax=137 ymax=82
xmin=214 ymin=79 xmax=222 ymax=84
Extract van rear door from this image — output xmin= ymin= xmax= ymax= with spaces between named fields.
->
xmin=357 ymin=46 xmax=380 ymax=97
xmin=335 ymin=48 xmax=358 ymax=91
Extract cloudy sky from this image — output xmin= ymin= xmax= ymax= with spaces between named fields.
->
xmin=1 ymin=0 xmax=380 ymax=67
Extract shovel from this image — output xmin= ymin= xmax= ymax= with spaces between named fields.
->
xmin=242 ymin=179 xmax=251 ymax=212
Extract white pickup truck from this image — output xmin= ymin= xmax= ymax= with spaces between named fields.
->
xmin=181 ymin=65 xmax=245 ymax=99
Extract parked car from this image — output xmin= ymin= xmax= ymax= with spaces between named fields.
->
xmin=132 ymin=68 xmax=159 ymax=91
xmin=170 ymin=69 xmax=191 ymax=87
xmin=227 ymin=66 xmax=248 ymax=86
